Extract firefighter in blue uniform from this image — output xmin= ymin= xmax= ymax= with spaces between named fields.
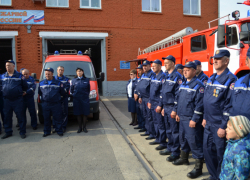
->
xmin=22 ymin=69 xmax=38 ymax=130
xmin=230 ymin=47 xmax=250 ymax=120
xmin=1 ymin=60 xmax=28 ymax=139
xmin=148 ymin=59 xmax=167 ymax=150
xmin=55 ymin=66 xmax=70 ymax=133
xmin=0 ymin=74 xmax=4 ymax=134
xmin=175 ymin=64 xmax=185 ymax=82
xmin=202 ymin=50 xmax=237 ymax=180
xmin=137 ymin=60 xmax=156 ymax=139
xmin=193 ymin=60 xmax=208 ymax=85
xmin=134 ymin=65 xmax=145 ymax=131
xmin=172 ymin=62 xmax=204 ymax=179
xmin=159 ymin=55 xmax=182 ymax=162
xmin=38 ymin=68 xmax=65 ymax=137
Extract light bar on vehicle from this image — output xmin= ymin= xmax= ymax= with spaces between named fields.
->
xmin=54 ymin=50 xmax=59 ymax=55
xmin=78 ymin=51 xmax=83 ymax=55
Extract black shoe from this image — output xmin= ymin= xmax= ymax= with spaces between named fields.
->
xmin=155 ymin=145 xmax=166 ymax=150
xmin=77 ymin=128 xmax=82 ymax=133
xmin=1 ymin=134 xmax=12 ymax=139
xmin=140 ymin=133 xmax=149 ymax=136
xmin=172 ymin=151 xmax=190 ymax=165
xmin=20 ymin=134 xmax=26 ymax=139
xmin=43 ymin=134 xmax=51 ymax=137
xmin=149 ymin=141 xmax=160 ymax=145
xmin=129 ymin=122 xmax=133 ymax=125
xmin=17 ymin=127 xmax=20 ymax=130
xmin=0 ymin=131 xmax=1 ymax=135
xmin=83 ymin=128 xmax=88 ymax=133
xmin=159 ymin=149 xmax=171 ymax=155
xmin=187 ymin=159 xmax=203 ymax=179
xmin=146 ymin=136 xmax=155 ymax=140
xmin=134 ymin=126 xmax=141 ymax=129
xmin=16 ymin=123 xmax=19 ymax=127
xmin=33 ymin=127 xmax=37 ymax=130
xmin=139 ymin=129 xmax=146 ymax=132
xmin=166 ymin=155 xmax=180 ymax=162
xmin=63 ymin=128 xmax=66 ymax=133
xmin=202 ymin=177 xmax=213 ymax=180
xmin=58 ymin=133 xmax=63 ymax=137
xmin=52 ymin=129 xmax=56 ymax=133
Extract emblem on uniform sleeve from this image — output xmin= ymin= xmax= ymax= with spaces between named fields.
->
xmin=216 ymin=50 xmax=220 ymax=54
xmin=230 ymin=83 xmax=235 ymax=90
xmin=203 ymin=80 xmax=207 ymax=86
xmin=162 ymin=79 xmax=165 ymax=83
xmin=177 ymin=79 xmax=182 ymax=85
xmin=21 ymin=76 xmax=25 ymax=80
xmin=138 ymin=65 xmax=140 ymax=67
xmin=199 ymin=87 xmax=204 ymax=93
xmin=61 ymin=83 xmax=63 ymax=87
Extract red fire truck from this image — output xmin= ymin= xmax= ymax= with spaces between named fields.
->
xmin=131 ymin=10 xmax=250 ymax=78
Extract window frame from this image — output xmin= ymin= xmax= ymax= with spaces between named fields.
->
xmin=183 ymin=0 xmax=201 ymax=16
xmin=217 ymin=26 xmax=239 ymax=48
xmin=191 ymin=35 xmax=207 ymax=53
xmin=0 ymin=0 xmax=12 ymax=6
xmin=46 ymin=0 xmax=69 ymax=8
xmin=80 ymin=0 xmax=102 ymax=9
xmin=141 ymin=0 xmax=162 ymax=13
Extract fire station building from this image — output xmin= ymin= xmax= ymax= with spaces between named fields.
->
xmin=0 ymin=0 xmax=218 ymax=96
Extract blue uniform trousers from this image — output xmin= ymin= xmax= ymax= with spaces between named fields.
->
xmin=136 ymin=101 xmax=145 ymax=129
xmin=3 ymin=97 xmax=26 ymax=135
xmin=23 ymin=96 xmax=37 ymax=128
xmin=179 ymin=117 xmax=203 ymax=159
xmin=151 ymin=103 xmax=167 ymax=147
xmin=61 ymin=96 xmax=68 ymax=129
xmin=42 ymin=102 xmax=63 ymax=135
xmin=142 ymin=97 xmax=155 ymax=136
xmin=0 ymin=95 xmax=4 ymax=130
xmin=163 ymin=105 xmax=180 ymax=156
xmin=203 ymin=122 xmax=226 ymax=180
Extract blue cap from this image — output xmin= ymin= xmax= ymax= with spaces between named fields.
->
xmin=142 ymin=60 xmax=151 ymax=66
xmin=175 ymin=64 xmax=183 ymax=70
xmin=162 ymin=55 xmax=176 ymax=63
xmin=184 ymin=62 xmax=197 ymax=70
xmin=45 ymin=67 xmax=54 ymax=73
xmin=247 ymin=47 xmax=250 ymax=58
xmin=193 ymin=60 xmax=201 ymax=66
xmin=213 ymin=50 xmax=230 ymax=58
xmin=20 ymin=68 xmax=25 ymax=73
xmin=136 ymin=64 xmax=143 ymax=69
xmin=6 ymin=60 xmax=15 ymax=65
xmin=152 ymin=59 xmax=162 ymax=66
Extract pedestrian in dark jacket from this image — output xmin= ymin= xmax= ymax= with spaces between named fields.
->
xmin=70 ymin=67 xmax=90 ymax=133
xmin=220 ymin=115 xmax=250 ymax=180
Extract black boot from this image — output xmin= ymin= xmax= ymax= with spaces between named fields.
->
xmin=77 ymin=115 xmax=83 ymax=133
xmin=172 ymin=150 xmax=189 ymax=165
xmin=187 ymin=159 xmax=203 ymax=179
xmin=82 ymin=115 xmax=88 ymax=133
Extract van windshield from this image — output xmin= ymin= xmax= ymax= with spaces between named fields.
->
xmin=41 ymin=61 xmax=96 ymax=80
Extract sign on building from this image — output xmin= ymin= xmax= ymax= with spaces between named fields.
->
xmin=0 ymin=10 xmax=44 ymax=24
xmin=120 ymin=61 xmax=130 ymax=69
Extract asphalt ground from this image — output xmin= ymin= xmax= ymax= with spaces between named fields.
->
xmin=0 ymin=102 xmax=150 ymax=180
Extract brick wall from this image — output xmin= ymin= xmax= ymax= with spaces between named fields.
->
xmin=0 ymin=0 xmax=218 ymax=81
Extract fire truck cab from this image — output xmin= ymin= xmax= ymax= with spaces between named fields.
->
xmin=136 ymin=11 xmax=250 ymax=78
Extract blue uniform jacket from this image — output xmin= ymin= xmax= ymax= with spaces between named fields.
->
xmin=38 ymin=77 xmax=65 ymax=103
xmin=2 ymin=70 xmax=28 ymax=100
xmin=137 ymin=69 xmax=155 ymax=98
xmin=175 ymin=77 xmax=204 ymax=122
xmin=70 ymin=77 xmax=90 ymax=103
xmin=149 ymin=70 xmax=165 ymax=106
xmin=160 ymin=68 xmax=182 ymax=108
xmin=203 ymin=68 xmax=237 ymax=129
xmin=55 ymin=75 xmax=70 ymax=97
xmin=134 ymin=77 xmax=141 ymax=95
xmin=230 ymin=73 xmax=250 ymax=120
xmin=24 ymin=76 xmax=36 ymax=97
xmin=197 ymin=71 xmax=208 ymax=85
xmin=219 ymin=133 xmax=250 ymax=180
xmin=126 ymin=78 xmax=138 ymax=98
xmin=0 ymin=74 xmax=3 ymax=96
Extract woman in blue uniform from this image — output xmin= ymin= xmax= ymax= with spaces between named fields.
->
xmin=126 ymin=69 xmax=138 ymax=126
xmin=70 ymin=67 xmax=90 ymax=133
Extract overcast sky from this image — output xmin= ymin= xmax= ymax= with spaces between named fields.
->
xmin=219 ymin=0 xmax=250 ymax=24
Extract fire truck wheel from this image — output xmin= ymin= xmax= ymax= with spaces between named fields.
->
xmin=93 ymin=111 xmax=99 ymax=120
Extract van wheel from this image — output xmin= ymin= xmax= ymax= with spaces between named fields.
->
xmin=38 ymin=106 xmax=44 ymax=124
xmin=93 ymin=111 xmax=99 ymax=120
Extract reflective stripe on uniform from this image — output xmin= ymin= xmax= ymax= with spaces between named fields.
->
xmin=194 ymin=111 xmax=203 ymax=115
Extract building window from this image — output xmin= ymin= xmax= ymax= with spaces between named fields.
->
xmin=191 ymin=35 xmax=207 ymax=52
xmin=80 ymin=0 xmax=101 ymax=9
xmin=46 ymin=0 xmax=69 ymax=7
xmin=0 ymin=0 xmax=11 ymax=6
xmin=183 ymin=0 xmax=200 ymax=15
xmin=142 ymin=0 xmax=161 ymax=12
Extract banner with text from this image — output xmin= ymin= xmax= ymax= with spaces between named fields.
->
xmin=0 ymin=10 xmax=44 ymax=24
